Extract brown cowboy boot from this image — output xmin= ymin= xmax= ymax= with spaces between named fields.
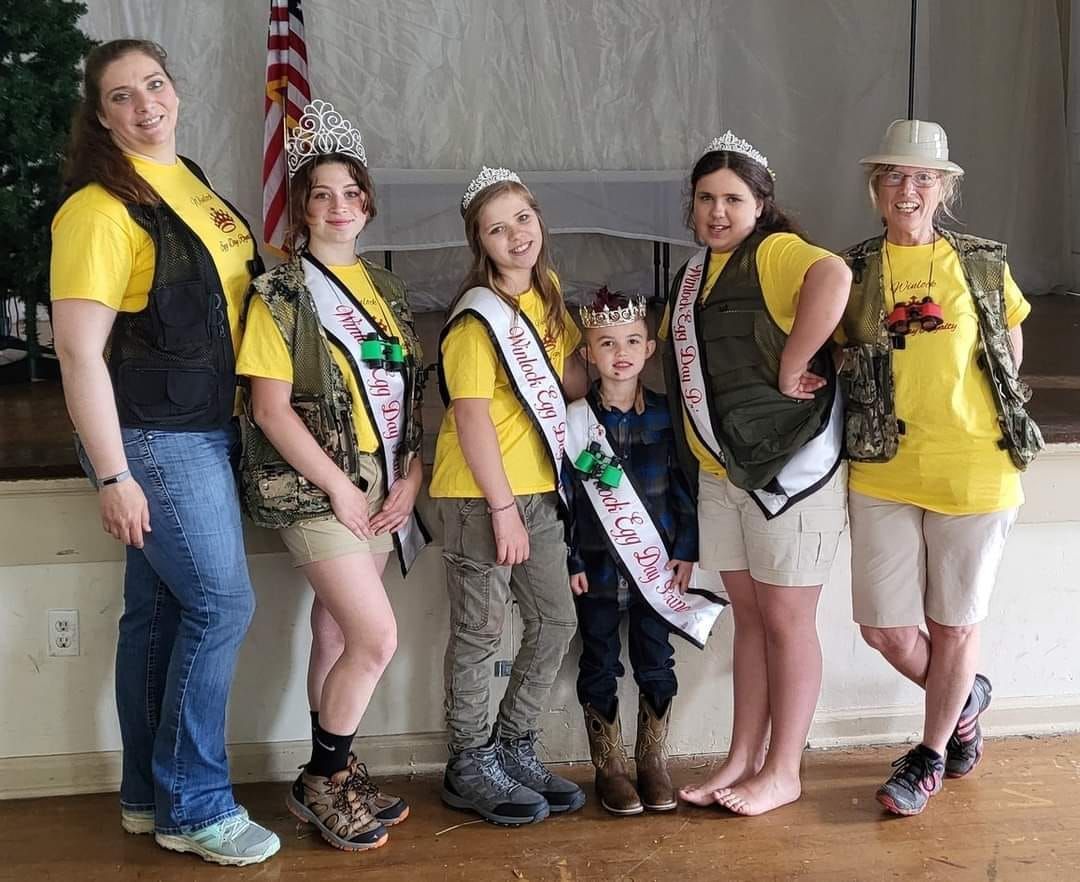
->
xmin=584 ymin=703 xmax=643 ymax=815
xmin=635 ymin=696 xmax=676 ymax=811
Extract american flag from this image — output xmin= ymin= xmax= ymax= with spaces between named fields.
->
xmin=262 ymin=0 xmax=311 ymax=251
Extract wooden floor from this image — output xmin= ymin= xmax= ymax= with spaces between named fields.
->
xmin=2 ymin=736 xmax=1078 ymax=882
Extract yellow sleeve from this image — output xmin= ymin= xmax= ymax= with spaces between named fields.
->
xmin=1003 ymin=263 xmax=1030 ymax=328
xmin=235 ymin=296 xmax=294 ymax=383
xmin=562 ymin=308 xmax=581 ymax=351
xmin=757 ymin=233 xmax=837 ymax=334
xmin=442 ymin=315 xmax=498 ymax=399
xmin=658 ymin=302 xmax=672 ymax=340
xmin=50 ymin=188 xmax=138 ymax=308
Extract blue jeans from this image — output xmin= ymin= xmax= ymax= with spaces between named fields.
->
xmin=575 ymin=592 xmax=677 ymax=717
xmin=80 ymin=426 xmax=255 ymax=833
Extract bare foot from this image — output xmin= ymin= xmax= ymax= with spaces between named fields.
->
xmin=679 ymin=758 xmax=761 ymax=806
xmin=713 ymin=771 xmax=802 ymax=816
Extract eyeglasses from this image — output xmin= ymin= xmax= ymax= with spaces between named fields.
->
xmin=879 ymin=170 xmax=941 ymax=188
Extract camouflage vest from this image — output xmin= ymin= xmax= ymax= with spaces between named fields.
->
xmin=663 ymin=233 xmax=837 ymax=493
xmin=840 ymin=229 xmax=1043 ymax=470
xmin=239 ymin=256 xmax=425 ymax=528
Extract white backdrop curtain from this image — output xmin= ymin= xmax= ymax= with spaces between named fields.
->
xmin=79 ymin=0 xmax=1071 ymax=307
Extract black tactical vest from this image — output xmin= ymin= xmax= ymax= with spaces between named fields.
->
xmin=105 ymin=157 xmax=261 ymax=430
xmin=665 ymin=233 xmax=837 ymax=493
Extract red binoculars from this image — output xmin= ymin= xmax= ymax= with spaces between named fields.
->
xmin=887 ymin=296 xmax=944 ymax=335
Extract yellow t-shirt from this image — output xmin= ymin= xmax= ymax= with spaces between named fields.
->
xmin=50 ymin=155 xmax=254 ymax=356
xmin=430 ymin=289 xmax=581 ymax=498
xmin=849 ymin=239 xmax=1030 ymax=514
xmin=659 ymin=232 xmax=837 ymax=479
xmin=235 ymin=262 xmax=406 ymax=454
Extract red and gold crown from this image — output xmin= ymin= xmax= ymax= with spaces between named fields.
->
xmin=579 ymin=287 xmax=647 ymax=329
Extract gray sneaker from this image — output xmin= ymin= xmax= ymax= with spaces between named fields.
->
xmin=155 ymin=810 xmax=280 ymax=866
xmin=441 ymin=741 xmax=550 ymax=826
xmin=499 ymin=730 xmax=586 ymax=814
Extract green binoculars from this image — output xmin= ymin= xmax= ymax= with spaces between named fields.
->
xmin=573 ymin=442 xmax=623 ymax=489
xmin=360 ymin=333 xmax=405 ymax=370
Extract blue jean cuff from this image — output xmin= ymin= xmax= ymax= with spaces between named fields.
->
xmin=156 ymin=804 xmax=245 ymax=836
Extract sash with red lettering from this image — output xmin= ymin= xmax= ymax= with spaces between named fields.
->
xmin=439 ymin=287 xmax=568 ymax=506
xmin=565 ymin=398 xmax=725 ymax=648
xmin=671 ymin=248 xmax=843 ymax=519
xmin=303 ymin=255 xmax=429 ymax=575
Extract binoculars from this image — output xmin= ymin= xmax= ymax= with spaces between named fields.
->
xmin=359 ymin=333 xmax=405 ymax=370
xmin=573 ymin=442 xmax=624 ymax=489
xmin=886 ymin=296 xmax=944 ymax=335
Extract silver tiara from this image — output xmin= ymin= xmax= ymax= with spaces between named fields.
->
xmin=286 ymin=99 xmax=367 ymax=174
xmin=703 ymin=130 xmax=774 ymax=178
xmin=461 ymin=165 xmax=522 ymax=211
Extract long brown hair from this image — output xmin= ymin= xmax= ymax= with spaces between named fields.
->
xmin=63 ymin=39 xmax=173 ymax=205
xmin=686 ymin=149 xmax=803 ymax=240
xmin=284 ymin=154 xmax=378 ymax=255
xmin=455 ymin=180 xmax=565 ymax=341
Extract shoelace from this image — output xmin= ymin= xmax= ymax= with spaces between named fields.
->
xmin=479 ymin=749 xmax=522 ymax=791
xmin=216 ymin=814 xmax=249 ymax=844
xmin=347 ymin=759 xmax=381 ymax=800
xmin=502 ymin=736 xmax=550 ymax=782
xmin=889 ymin=751 xmax=937 ymax=792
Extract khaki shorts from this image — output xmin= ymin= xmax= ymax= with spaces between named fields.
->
xmin=849 ymin=491 xmax=1018 ymax=627
xmin=280 ymin=453 xmax=394 ymax=566
xmin=698 ymin=464 xmax=848 ymax=587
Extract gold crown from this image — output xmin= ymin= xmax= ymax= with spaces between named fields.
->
xmin=579 ymin=290 xmax=648 ymax=329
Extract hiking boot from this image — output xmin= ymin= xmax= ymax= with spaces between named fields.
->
xmin=441 ymin=740 xmax=550 ymax=826
xmin=286 ymin=767 xmax=388 ymax=851
xmin=584 ymin=703 xmax=642 ymax=816
xmin=499 ymin=729 xmax=586 ymax=814
xmin=876 ymin=747 xmax=945 ymax=816
xmin=635 ymin=697 xmax=676 ymax=812
xmin=155 ymin=810 xmax=280 ymax=866
xmin=121 ymin=807 xmax=155 ymax=835
xmin=346 ymin=754 xmax=410 ymax=826
xmin=946 ymin=673 xmax=992 ymax=778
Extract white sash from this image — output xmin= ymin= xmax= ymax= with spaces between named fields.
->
xmin=565 ymin=399 xmax=726 ymax=648
xmin=303 ymin=256 xmax=429 ymax=574
xmin=445 ymin=287 xmax=568 ymax=505
xmin=672 ymin=248 xmax=844 ymax=519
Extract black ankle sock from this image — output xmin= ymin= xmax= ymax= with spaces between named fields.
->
xmin=310 ymin=710 xmax=319 ymax=733
xmin=916 ymin=743 xmax=942 ymax=763
xmin=307 ymin=722 xmax=354 ymax=777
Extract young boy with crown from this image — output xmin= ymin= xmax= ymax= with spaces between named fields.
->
xmin=563 ymin=289 xmax=724 ymax=816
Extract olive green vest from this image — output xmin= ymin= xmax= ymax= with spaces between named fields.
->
xmin=664 ymin=233 xmax=837 ymax=493
xmin=840 ymin=229 xmax=1043 ymax=470
xmin=239 ymin=256 xmax=424 ymax=528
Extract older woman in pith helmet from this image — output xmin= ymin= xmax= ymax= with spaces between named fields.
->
xmin=838 ymin=118 xmax=1042 ymax=816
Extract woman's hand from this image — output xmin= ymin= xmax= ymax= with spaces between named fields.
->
xmin=328 ymin=478 xmax=373 ymax=539
xmin=100 ymin=480 xmax=152 ymax=548
xmin=778 ymin=354 xmax=826 ymax=400
xmin=370 ymin=460 xmax=422 ymax=535
xmin=666 ymin=559 xmax=694 ymax=594
xmin=570 ymin=572 xmax=589 ymax=595
xmin=492 ymin=504 xmax=529 ymax=565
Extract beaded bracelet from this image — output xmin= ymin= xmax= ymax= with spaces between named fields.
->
xmin=487 ymin=499 xmax=516 ymax=514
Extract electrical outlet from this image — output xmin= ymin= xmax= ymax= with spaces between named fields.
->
xmin=47 ymin=609 xmax=79 ymax=657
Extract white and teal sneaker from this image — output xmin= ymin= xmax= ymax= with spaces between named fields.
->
xmin=120 ymin=808 xmax=155 ymax=835
xmin=155 ymin=810 xmax=279 ymax=866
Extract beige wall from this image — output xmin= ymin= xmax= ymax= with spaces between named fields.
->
xmin=2 ymin=446 xmax=1079 ymax=799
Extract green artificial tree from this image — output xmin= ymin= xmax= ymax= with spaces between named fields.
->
xmin=0 ymin=0 xmax=93 ymax=380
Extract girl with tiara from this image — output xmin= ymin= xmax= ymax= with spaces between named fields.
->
xmin=236 ymin=100 xmax=427 ymax=851
xmin=662 ymin=133 xmax=852 ymax=815
xmin=431 ymin=167 xmax=588 ymax=826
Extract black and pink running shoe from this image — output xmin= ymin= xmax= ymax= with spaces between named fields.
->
xmin=876 ymin=747 xmax=945 ymax=816
xmin=945 ymin=673 xmax=992 ymax=778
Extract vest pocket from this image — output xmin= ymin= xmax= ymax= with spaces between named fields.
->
xmin=247 ymin=462 xmax=331 ymax=517
xmin=153 ymin=281 xmax=212 ymax=349
xmin=119 ymin=366 xmax=214 ymax=423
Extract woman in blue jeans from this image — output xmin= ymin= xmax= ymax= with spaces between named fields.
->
xmin=50 ymin=39 xmax=278 ymax=866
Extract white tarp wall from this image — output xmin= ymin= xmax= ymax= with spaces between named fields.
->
xmin=80 ymin=0 xmax=1070 ymax=305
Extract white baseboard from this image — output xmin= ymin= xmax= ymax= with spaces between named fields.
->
xmin=4 ymin=698 xmax=1079 ymax=800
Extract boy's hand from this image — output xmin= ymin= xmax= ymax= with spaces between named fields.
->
xmin=570 ymin=573 xmax=589 ymax=595
xmin=666 ymin=559 xmax=694 ymax=594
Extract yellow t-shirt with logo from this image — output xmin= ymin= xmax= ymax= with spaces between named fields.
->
xmin=235 ymin=262 xmax=406 ymax=455
xmin=430 ymin=289 xmax=581 ymax=498
xmin=659 ymin=232 xmax=837 ymax=479
xmin=50 ymin=155 xmax=254 ymax=356
xmin=849 ymin=238 xmax=1030 ymax=514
